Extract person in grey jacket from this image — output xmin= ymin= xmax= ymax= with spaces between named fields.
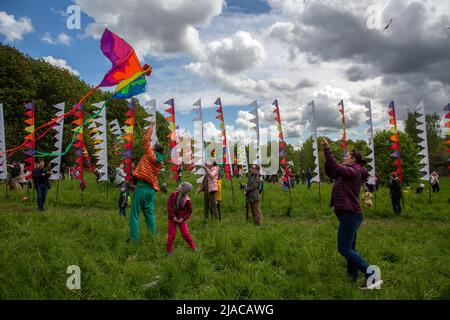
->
xmin=246 ymin=164 xmax=262 ymax=226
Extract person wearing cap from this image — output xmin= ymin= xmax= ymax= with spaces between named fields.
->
xmin=166 ymin=182 xmax=197 ymax=255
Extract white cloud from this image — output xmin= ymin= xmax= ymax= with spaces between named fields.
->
xmin=42 ymin=56 xmax=80 ymax=76
xmin=41 ymin=32 xmax=72 ymax=46
xmin=205 ymin=31 xmax=266 ymax=73
xmin=76 ymin=0 xmax=224 ymax=59
xmin=0 ymin=11 xmax=33 ymax=41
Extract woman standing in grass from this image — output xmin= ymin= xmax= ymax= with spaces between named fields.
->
xmin=198 ymin=161 xmax=219 ymax=222
xmin=322 ymin=139 xmax=383 ymax=289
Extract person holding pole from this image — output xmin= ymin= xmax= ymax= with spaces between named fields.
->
xmin=246 ymin=164 xmax=262 ymax=226
xmin=322 ymin=139 xmax=382 ymax=289
xmin=197 ymin=161 xmax=219 ymax=223
xmin=129 ymin=126 xmax=164 ymax=241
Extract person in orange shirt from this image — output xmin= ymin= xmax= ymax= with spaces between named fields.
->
xmin=129 ymin=126 xmax=164 ymax=241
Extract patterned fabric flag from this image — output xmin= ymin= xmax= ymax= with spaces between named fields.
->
xmin=249 ymin=100 xmax=261 ymax=169
xmin=0 ymin=103 xmax=6 ymax=180
xmin=164 ymin=99 xmax=180 ymax=181
xmin=122 ymin=100 xmax=136 ymax=182
xmin=23 ymin=103 xmax=35 ymax=181
xmin=415 ymin=100 xmax=430 ymax=182
xmin=236 ymin=138 xmax=249 ymax=174
xmin=388 ymin=101 xmax=403 ymax=183
xmin=308 ymin=101 xmax=320 ymax=183
xmin=273 ymin=99 xmax=291 ymax=182
xmin=338 ymin=100 xmax=347 ymax=156
xmin=72 ymin=104 xmax=85 ymax=188
xmin=214 ymin=98 xmax=232 ymax=180
xmin=364 ymin=101 xmax=376 ymax=183
xmin=144 ymin=99 xmax=158 ymax=147
xmin=192 ymin=99 xmax=205 ymax=182
xmin=91 ymin=102 xmax=108 ymax=181
xmin=444 ymin=103 xmax=450 ymax=179
xmin=49 ymin=102 xmax=65 ymax=180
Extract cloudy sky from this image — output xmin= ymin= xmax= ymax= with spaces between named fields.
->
xmin=1 ymin=0 xmax=449 ymax=147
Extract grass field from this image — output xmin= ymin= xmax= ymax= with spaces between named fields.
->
xmin=0 ymin=173 xmax=449 ymax=300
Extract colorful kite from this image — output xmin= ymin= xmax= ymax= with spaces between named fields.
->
xmin=388 ymin=101 xmax=403 ymax=183
xmin=72 ymin=104 xmax=85 ymax=189
xmin=49 ymin=102 xmax=65 ymax=181
xmin=90 ymin=102 xmax=108 ymax=182
xmin=1 ymin=28 xmax=152 ymax=159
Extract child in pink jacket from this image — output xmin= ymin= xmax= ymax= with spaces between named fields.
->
xmin=166 ymin=182 xmax=197 ymax=255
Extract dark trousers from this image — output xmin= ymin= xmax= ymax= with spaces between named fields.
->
xmin=119 ymin=207 xmax=126 ymax=216
xmin=336 ymin=212 xmax=370 ymax=281
xmin=36 ymin=184 xmax=48 ymax=211
xmin=204 ymin=191 xmax=218 ymax=220
xmin=391 ymin=198 xmax=401 ymax=215
xmin=432 ymin=184 xmax=439 ymax=193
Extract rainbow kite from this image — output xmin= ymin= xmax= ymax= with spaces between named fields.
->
xmin=165 ymin=99 xmax=180 ymax=182
xmin=214 ymin=98 xmax=232 ymax=180
xmin=388 ymin=101 xmax=403 ymax=183
xmin=1 ymin=28 xmax=152 ymax=159
xmin=23 ymin=103 xmax=35 ymax=181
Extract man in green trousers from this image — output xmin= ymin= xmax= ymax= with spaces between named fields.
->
xmin=129 ymin=126 xmax=164 ymax=241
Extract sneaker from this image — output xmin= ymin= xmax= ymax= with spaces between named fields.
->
xmin=361 ymin=279 xmax=384 ymax=290
xmin=167 ymin=252 xmax=173 ymax=256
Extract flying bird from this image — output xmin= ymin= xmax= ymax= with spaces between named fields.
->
xmin=384 ymin=18 xmax=394 ymax=31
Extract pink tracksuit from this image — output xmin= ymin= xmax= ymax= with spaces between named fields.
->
xmin=166 ymin=191 xmax=196 ymax=253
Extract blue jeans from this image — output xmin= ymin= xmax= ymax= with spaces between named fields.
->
xmin=36 ymin=184 xmax=48 ymax=210
xmin=336 ymin=212 xmax=370 ymax=281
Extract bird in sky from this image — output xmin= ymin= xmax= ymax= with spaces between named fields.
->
xmin=384 ymin=18 xmax=394 ymax=31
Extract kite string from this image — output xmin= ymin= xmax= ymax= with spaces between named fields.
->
xmin=35 ymin=100 xmax=108 ymax=158
xmin=1 ymin=84 xmax=101 ymax=159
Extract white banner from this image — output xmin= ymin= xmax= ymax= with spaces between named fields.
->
xmin=91 ymin=102 xmax=108 ymax=182
xmin=364 ymin=101 xmax=376 ymax=182
xmin=0 ymin=103 xmax=7 ymax=180
xmin=49 ymin=102 xmax=65 ymax=180
xmin=192 ymin=99 xmax=205 ymax=177
xmin=144 ymin=99 xmax=157 ymax=147
xmin=308 ymin=101 xmax=320 ymax=183
xmin=416 ymin=100 xmax=430 ymax=181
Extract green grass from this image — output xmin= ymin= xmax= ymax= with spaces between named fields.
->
xmin=0 ymin=174 xmax=449 ymax=300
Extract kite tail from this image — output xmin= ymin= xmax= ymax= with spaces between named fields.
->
xmin=35 ymin=100 xmax=108 ymax=158
xmin=1 ymin=84 xmax=101 ymax=159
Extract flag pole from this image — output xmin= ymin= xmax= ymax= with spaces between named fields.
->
xmin=55 ymin=180 xmax=60 ymax=203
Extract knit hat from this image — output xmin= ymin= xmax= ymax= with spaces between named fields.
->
xmin=180 ymin=182 xmax=193 ymax=195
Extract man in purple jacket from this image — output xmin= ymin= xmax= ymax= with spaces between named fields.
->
xmin=322 ymin=139 xmax=383 ymax=289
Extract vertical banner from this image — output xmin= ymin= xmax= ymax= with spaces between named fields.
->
xmin=338 ymin=100 xmax=347 ymax=157
xmin=49 ymin=102 xmax=65 ymax=180
xmin=72 ymin=104 xmax=85 ymax=188
xmin=91 ymin=102 xmax=108 ymax=181
xmin=388 ymin=101 xmax=403 ymax=183
xmin=164 ymin=98 xmax=180 ymax=181
xmin=364 ymin=101 xmax=376 ymax=183
xmin=23 ymin=103 xmax=35 ymax=181
xmin=308 ymin=101 xmax=320 ymax=183
xmin=0 ymin=103 xmax=6 ymax=180
xmin=122 ymin=100 xmax=135 ymax=183
xmin=249 ymin=100 xmax=261 ymax=169
xmin=444 ymin=103 xmax=450 ymax=180
xmin=415 ymin=100 xmax=430 ymax=182
xmin=192 ymin=99 xmax=205 ymax=182
xmin=237 ymin=138 xmax=249 ymax=174
xmin=272 ymin=99 xmax=291 ymax=181
xmin=214 ymin=98 xmax=232 ymax=180
xmin=144 ymin=99 xmax=158 ymax=147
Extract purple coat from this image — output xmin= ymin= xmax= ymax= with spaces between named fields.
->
xmin=324 ymin=148 xmax=369 ymax=214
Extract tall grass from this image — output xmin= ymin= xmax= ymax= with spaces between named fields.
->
xmin=0 ymin=174 xmax=448 ymax=299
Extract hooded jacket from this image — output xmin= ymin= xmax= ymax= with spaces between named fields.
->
xmin=324 ymin=148 xmax=369 ymax=214
xmin=133 ymin=127 xmax=163 ymax=191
